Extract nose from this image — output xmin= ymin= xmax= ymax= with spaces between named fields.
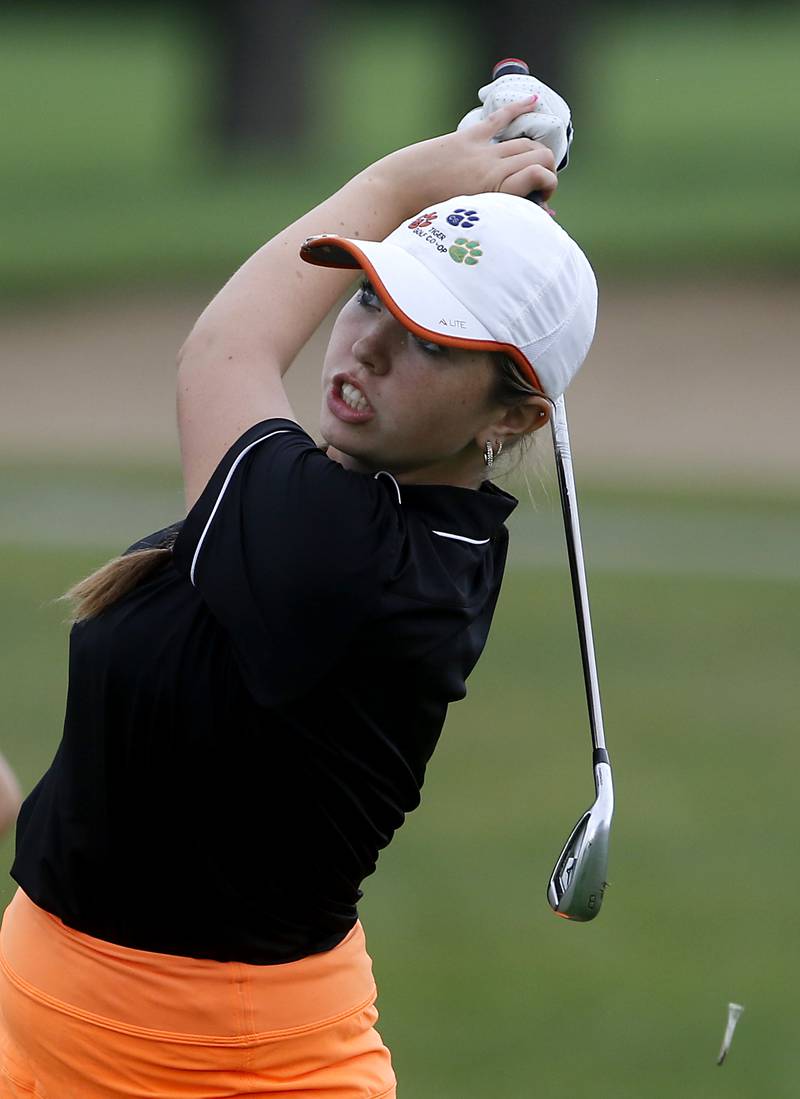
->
xmin=352 ymin=313 xmax=399 ymax=376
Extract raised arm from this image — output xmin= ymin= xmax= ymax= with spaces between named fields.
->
xmin=176 ymin=98 xmax=556 ymax=508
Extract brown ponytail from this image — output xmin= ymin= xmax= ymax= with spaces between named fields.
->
xmin=62 ymin=544 xmax=174 ymax=624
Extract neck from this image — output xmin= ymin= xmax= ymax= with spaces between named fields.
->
xmin=325 ymin=446 xmax=484 ymax=490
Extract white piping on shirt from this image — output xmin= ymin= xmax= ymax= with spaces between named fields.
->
xmin=189 ymin=429 xmax=291 ymax=586
xmin=432 ymin=530 xmax=491 ymax=546
xmin=373 ymin=474 xmax=489 ymax=544
xmin=374 ymin=470 xmax=402 ymax=504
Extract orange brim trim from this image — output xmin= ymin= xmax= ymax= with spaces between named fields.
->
xmin=301 ymin=236 xmax=545 ymax=394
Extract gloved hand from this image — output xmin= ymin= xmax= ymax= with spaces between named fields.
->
xmin=457 ymin=72 xmax=573 ymax=171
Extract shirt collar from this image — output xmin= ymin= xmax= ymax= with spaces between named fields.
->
xmin=375 ymin=474 xmax=518 ymax=542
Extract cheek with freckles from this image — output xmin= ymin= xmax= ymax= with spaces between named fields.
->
xmin=362 ymin=363 xmax=496 ymax=466
xmin=319 ymin=297 xmax=498 ymax=464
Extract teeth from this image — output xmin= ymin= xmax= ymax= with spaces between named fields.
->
xmin=341 ymin=381 xmax=370 ymax=412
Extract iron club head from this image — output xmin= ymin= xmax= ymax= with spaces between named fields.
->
xmin=547 ymin=757 xmax=614 ymax=921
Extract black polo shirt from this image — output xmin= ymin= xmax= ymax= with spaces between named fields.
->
xmin=12 ymin=419 xmax=517 ymax=963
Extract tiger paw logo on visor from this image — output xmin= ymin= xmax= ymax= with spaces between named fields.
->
xmin=408 ymin=212 xmax=438 ymax=229
xmin=446 ymin=207 xmax=480 ymax=228
xmin=449 ymin=238 xmax=483 ymax=265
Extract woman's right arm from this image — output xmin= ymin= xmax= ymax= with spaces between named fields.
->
xmin=176 ymin=98 xmax=556 ymax=509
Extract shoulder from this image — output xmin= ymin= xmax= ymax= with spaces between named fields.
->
xmin=171 ymin=418 xmax=406 ymax=588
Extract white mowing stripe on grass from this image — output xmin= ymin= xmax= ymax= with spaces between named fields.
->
xmin=0 ymin=484 xmax=184 ymax=551
xmin=506 ymin=505 xmax=800 ymax=583
xmin=0 ymin=483 xmax=798 ymax=584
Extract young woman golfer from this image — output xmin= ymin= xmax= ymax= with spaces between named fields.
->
xmin=0 ymin=92 xmax=596 ymax=1097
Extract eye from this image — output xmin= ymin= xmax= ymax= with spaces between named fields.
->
xmin=356 ymin=276 xmax=380 ymax=309
xmin=413 ymin=334 xmax=448 ymax=357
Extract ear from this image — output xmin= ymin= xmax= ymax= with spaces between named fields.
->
xmin=482 ymin=396 xmax=551 ymax=448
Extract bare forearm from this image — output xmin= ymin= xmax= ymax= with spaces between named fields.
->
xmin=182 ymin=156 xmax=416 ymax=372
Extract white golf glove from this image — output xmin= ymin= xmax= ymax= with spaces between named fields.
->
xmin=457 ymin=72 xmax=573 ymax=171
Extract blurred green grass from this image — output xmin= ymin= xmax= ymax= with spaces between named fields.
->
xmin=1 ymin=465 xmax=798 ymax=1097
xmin=2 ymin=6 xmax=799 ymax=298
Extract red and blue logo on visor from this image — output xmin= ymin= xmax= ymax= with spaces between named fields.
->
xmin=408 ymin=212 xmax=438 ymax=229
xmin=446 ymin=208 xmax=480 ymax=228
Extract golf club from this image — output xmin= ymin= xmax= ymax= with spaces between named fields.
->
xmin=545 ymin=395 xmax=614 ymax=919
xmin=485 ymin=58 xmax=615 ymax=920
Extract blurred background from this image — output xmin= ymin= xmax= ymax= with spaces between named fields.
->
xmin=1 ymin=2 xmax=798 ymax=1096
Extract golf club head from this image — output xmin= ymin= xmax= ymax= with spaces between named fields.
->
xmin=547 ymin=760 xmax=614 ymax=921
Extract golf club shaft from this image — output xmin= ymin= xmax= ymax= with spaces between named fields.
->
xmin=489 ymin=60 xmax=606 ymax=758
xmin=550 ymin=395 xmax=607 ymax=757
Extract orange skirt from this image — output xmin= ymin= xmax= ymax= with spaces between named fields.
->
xmin=0 ymin=889 xmax=396 ymax=1098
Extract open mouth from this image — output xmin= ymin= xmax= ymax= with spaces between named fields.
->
xmin=340 ymin=380 xmax=371 ymax=413
xmin=327 ymin=376 xmax=375 ymax=423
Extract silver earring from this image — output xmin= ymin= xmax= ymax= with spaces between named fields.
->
xmin=483 ymin=440 xmax=494 ymax=468
xmin=495 ymin=440 xmax=504 ymax=457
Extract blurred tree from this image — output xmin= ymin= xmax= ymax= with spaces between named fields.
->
xmin=195 ymin=0 xmax=585 ymax=154
xmin=201 ymin=0 xmax=318 ymax=155
xmin=454 ymin=0 xmax=588 ymax=120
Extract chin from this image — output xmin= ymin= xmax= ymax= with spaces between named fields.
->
xmin=318 ymin=410 xmax=350 ymax=450
xmin=318 ymin=417 xmax=372 ymax=467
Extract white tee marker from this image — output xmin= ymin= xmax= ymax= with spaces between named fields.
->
xmin=717 ymin=1002 xmax=744 ymax=1065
